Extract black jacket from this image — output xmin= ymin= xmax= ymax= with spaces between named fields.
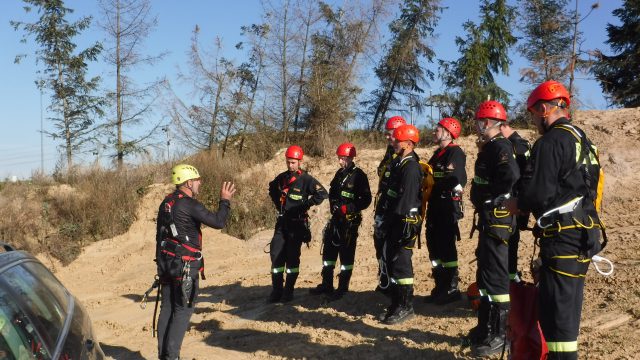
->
xmin=382 ymin=152 xmax=423 ymax=218
xmin=427 ymin=143 xmax=467 ymax=204
xmin=156 ymin=190 xmax=231 ymax=250
xmin=508 ymin=131 xmax=531 ymax=196
xmin=376 ymin=145 xmax=396 ymax=194
xmin=269 ymin=170 xmax=328 ymax=218
xmin=328 ymin=163 xmax=372 ymax=216
xmin=517 ymin=118 xmax=598 ymax=218
xmin=470 ymin=134 xmax=520 ymax=209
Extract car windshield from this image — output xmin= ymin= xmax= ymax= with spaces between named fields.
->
xmin=1 ymin=262 xmax=67 ymax=357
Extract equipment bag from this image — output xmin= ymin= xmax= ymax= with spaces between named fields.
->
xmin=508 ymin=282 xmax=548 ymax=360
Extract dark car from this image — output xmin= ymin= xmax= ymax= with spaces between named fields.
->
xmin=0 ymin=242 xmax=105 ymax=360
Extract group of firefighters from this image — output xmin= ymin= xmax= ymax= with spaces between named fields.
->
xmin=153 ymin=80 xmax=604 ymax=360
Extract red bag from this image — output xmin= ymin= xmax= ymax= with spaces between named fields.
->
xmin=508 ymin=282 xmax=548 ymax=360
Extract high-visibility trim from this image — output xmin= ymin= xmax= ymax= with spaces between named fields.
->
xmin=479 ymin=289 xmax=488 ymax=296
xmin=341 ymin=191 xmax=355 ymax=199
xmin=387 ymin=189 xmax=398 ymax=198
xmin=395 ymin=278 xmax=414 ymax=285
xmin=442 ymin=260 xmax=458 ymax=268
xmin=431 ymin=259 xmax=442 ymax=267
xmin=433 ymin=171 xmax=444 ymax=178
xmin=323 ymin=261 xmax=336 ymax=267
xmin=340 ymin=264 xmax=353 ymax=271
xmin=549 ymin=267 xmax=587 ymax=278
xmin=288 ymin=193 xmax=303 ymax=200
xmin=509 ymin=273 xmax=521 ymax=282
xmin=272 ymin=267 xmax=285 ymax=274
xmin=473 ymin=176 xmax=489 ymax=185
xmin=286 ymin=267 xmax=300 ymax=274
xmin=547 ymin=341 xmax=578 ymax=352
xmin=488 ymin=294 xmax=510 ymax=303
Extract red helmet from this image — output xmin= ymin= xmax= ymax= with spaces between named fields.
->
xmin=336 ymin=142 xmax=356 ymax=157
xmin=475 ymin=100 xmax=507 ymax=121
xmin=393 ymin=124 xmax=420 ymax=143
xmin=385 ymin=116 xmax=407 ymax=131
xmin=438 ymin=117 xmax=462 ymax=139
xmin=285 ymin=145 xmax=303 ymax=160
xmin=527 ymin=80 xmax=571 ymax=110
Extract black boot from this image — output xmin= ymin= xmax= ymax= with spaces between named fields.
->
xmin=377 ymin=283 xmax=398 ymax=322
xmin=328 ymin=270 xmax=352 ymax=301
xmin=435 ymin=267 xmax=462 ymax=305
xmin=282 ymin=272 xmax=299 ymax=302
xmin=267 ymin=272 xmax=284 ymax=303
xmin=309 ymin=266 xmax=334 ymax=295
xmin=471 ymin=302 xmax=510 ymax=357
xmin=467 ymin=297 xmax=490 ymax=345
xmin=424 ymin=266 xmax=444 ymax=303
xmin=383 ymin=285 xmax=415 ymax=325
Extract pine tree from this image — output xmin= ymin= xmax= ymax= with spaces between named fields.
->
xmin=592 ymin=0 xmax=640 ymax=107
xmin=439 ymin=0 xmax=516 ymax=126
xmin=12 ymin=0 xmax=105 ymax=170
xmin=362 ymin=0 xmax=442 ymax=130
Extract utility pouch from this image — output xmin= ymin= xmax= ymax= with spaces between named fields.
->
xmin=301 ymin=217 xmax=312 ymax=244
xmin=543 ymin=255 xmax=590 ymax=278
xmin=452 ymin=193 xmax=464 ymax=222
xmin=373 ymin=215 xmax=387 ymax=241
xmin=401 ymin=213 xmax=422 ymax=248
xmin=482 ymin=205 xmax=514 ymax=243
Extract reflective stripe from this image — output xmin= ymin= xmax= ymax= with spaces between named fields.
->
xmin=442 ymin=260 xmax=458 ymax=268
xmin=387 ymin=189 xmax=398 ymax=198
xmin=547 ymin=341 xmax=578 ymax=352
xmin=288 ymin=194 xmax=303 ymax=200
xmin=286 ymin=267 xmax=299 ymax=274
xmin=473 ymin=176 xmax=489 ymax=185
xmin=395 ymin=278 xmax=414 ymax=285
xmin=433 ymin=171 xmax=444 ymax=178
xmin=341 ymin=191 xmax=354 ymax=199
xmin=509 ymin=273 xmax=521 ymax=282
xmin=479 ymin=289 xmax=488 ymax=296
xmin=431 ymin=259 xmax=442 ymax=267
xmin=323 ymin=261 xmax=336 ymax=267
xmin=272 ymin=267 xmax=285 ymax=274
xmin=488 ymin=294 xmax=510 ymax=303
xmin=340 ymin=264 xmax=353 ymax=271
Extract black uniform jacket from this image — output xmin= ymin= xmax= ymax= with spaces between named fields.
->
xmin=269 ymin=170 xmax=328 ymax=218
xmin=508 ymin=131 xmax=531 ymax=196
xmin=517 ymin=118 xmax=595 ymax=218
xmin=156 ymin=190 xmax=230 ymax=250
xmin=470 ymin=134 xmax=520 ymax=209
xmin=377 ymin=145 xmax=396 ymax=194
xmin=328 ymin=163 xmax=372 ymax=216
xmin=383 ymin=152 xmax=423 ymax=219
xmin=428 ymin=143 xmax=467 ymax=204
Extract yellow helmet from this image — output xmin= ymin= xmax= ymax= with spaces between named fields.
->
xmin=171 ymin=164 xmax=200 ymax=185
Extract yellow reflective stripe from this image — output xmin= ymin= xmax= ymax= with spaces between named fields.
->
xmin=341 ymin=191 xmax=355 ymax=199
xmin=433 ymin=171 xmax=444 ymax=178
xmin=286 ymin=267 xmax=299 ymax=274
xmin=323 ymin=261 xmax=336 ymax=266
xmin=547 ymin=341 xmax=578 ymax=352
xmin=340 ymin=264 xmax=353 ymax=271
xmin=272 ymin=267 xmax=285 ymax=274
xmin=551 ymin=255 xmax=591 ymax=263
xmin=473 ymin=175 xmax=489 ymax=185
xmin=479 ymin=289 xmax=488 ymax=296
xmin=488 ymin=294 xmax=510 ymax=303
xmin=387 ymin=189 xmax=398 ymax=198
xmin=395 ymin=278 xmax=414 ymax=285
xmin=549 ymin=267 xmax=587 ymax=278
xmin=442 ymin=261 xmax=458 ymax=268
xmin=431 ymin=259 xmax=442 ymax=267
xmin=288 ymin=194 xmax=303 ymax=200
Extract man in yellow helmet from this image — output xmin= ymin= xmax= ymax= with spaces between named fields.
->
xmin=155 ymin=164 xmax=236 ymax=360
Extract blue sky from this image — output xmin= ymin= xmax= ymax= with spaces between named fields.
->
xmin=0 ymin=0 xmax=622 ymax=179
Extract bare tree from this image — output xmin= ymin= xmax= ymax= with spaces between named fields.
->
xmin=98 ymin=0 xmax=166 ymax=169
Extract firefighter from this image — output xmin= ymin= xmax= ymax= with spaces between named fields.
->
xmin=377 ymin=124 xmax=423 ymax=325
xmin=424 ymin=117 xmax=467 ymax=305
xmin=505 ymin=81 xmax=604 ymax=360
xmin=374 ymin=116 xmax=407 ymax=294
xmin=155 ymin=164 xmax=236 ymax=360
xmin=268 ymin=145 xmax=328 ymax=303
xmin=310 ymin=142 xmax=372 ymax=301
xmin=469 ymin=100 xmax=520 ymax=357
xmin=499 ymin=117 xmax=532 ymax=282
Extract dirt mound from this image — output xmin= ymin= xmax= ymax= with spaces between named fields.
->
xmin=54 ymin=109 xmax=640 ymax=359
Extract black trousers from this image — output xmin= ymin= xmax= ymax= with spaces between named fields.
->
xmin=157 ymin=255 xmax=199 ymax=360
xmin=270 ymin=217 xmax=307 ymax=273
xmin=538 ymin=228 xmax=590 ymax=359
xmin=425 ymin=202 xmax=459 ymax=268
xmin=323 ymin=219 xmax=359 ymax=269
xmin=476 ymin=221 xmax=510 ymax=301
xmin=384 ymin=221 xmax=414 ymax=285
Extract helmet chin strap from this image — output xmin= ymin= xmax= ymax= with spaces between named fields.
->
xmin=478 ymin=120 xmax=501 ymax=141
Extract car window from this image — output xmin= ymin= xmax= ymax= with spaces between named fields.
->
xmin=0 ymin=285 xmax=51 ymax=359
xmin=2 ymin=264 xmax=66 ymax=352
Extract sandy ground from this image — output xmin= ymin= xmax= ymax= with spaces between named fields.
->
xmin=50 ymin=108 xmax=640 ymax=359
